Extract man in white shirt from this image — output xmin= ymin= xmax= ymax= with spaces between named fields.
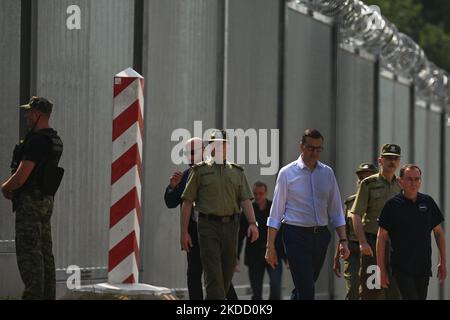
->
xmin=265 ymin=129 xmax=349 ymax=300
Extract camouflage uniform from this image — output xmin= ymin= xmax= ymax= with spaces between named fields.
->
xmin=10 ymin=97 xmax=63 ymax=300
xmin=343 ymin=163 xmax=378 ymax=300
xmin=343 ymin=195 xmax=360 ymax=300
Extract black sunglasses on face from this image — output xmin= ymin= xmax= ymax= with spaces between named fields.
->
xmin=305 ymin=144 xmax=324 ymax=152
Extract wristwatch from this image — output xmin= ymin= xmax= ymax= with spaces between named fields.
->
xmin=339 ymin=238 xmax=348 ymax=243
xmin=249 ymin=221 xmax=259 ymax=227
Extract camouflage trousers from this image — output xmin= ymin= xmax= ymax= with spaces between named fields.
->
xmin=14 ymin=190 xmax=56 ymax=300
xmin=343 ymin=240 xmax=360 ymax=300
xmin=359 ymin=235 xmax=401 ymax=300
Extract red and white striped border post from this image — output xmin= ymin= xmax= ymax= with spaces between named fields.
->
xmin=108 ymin=68 xmax=144 ymax=284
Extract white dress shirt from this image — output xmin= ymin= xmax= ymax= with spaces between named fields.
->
xmin=267 ymin=155 xmax=345 ymax=230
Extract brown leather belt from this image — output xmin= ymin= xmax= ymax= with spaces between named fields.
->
xmin=198 ymin=212 xmax=239 ymax=223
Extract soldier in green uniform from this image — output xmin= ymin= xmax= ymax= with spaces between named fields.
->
xmin=333 ymin=163 xmax=378 ymax=300
xmin=180 ymin=129 xmax=259 ymax=300
xmin=1 ymin=97 xmax=64 ymax=300
xmin=351 ymin=144 xmax=402 ymax=300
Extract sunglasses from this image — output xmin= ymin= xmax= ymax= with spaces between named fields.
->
xmin=304 ymin=144 xmax=324 ymax=152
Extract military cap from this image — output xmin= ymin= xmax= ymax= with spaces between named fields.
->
xmin=19 ymin=96 xmax=53 ymax=115
xmin=380 ymin=143 xmax=401 ymax=157
xmin=208 ymin=129 xmax=228 ymax=142
xmin=355 ymin=162 xmax=378 ymax=174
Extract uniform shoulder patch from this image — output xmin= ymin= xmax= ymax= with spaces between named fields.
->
xmin=230 ymin=163 xmax=244 ymax=171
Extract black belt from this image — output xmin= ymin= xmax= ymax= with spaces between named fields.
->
xmin=199 ymin=212 xmax=239 ymax=223
xmin=296 ymin=225 xmax=328 ymax=234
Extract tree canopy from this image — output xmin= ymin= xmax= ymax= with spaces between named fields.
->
xmin=365 ymin=0 xmax=450 ymax=72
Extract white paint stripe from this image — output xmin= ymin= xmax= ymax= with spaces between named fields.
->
xmin=114 ymin=78 xmax=140 ymax=119
xmin=137 ymin=80 xmax=144 ymax=118
xmin=109 ymin=209 xmax=140 ymax=250
xmin=111 ymin=165 xmax=141 ymax=207
xmin=112 ymin=124 xmax=143 ymax=163
xmin=108 ymin=252 xmax=139 ymax=284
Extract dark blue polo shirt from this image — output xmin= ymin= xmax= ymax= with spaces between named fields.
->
xmin=378 ymin=192 xmax=444 ymax=277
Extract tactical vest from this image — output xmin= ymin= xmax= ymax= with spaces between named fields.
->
xmin=11 ymin=128 xmax=64 ymax=197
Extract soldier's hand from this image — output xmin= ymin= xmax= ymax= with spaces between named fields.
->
xmin=265 ymin=246 xmax=278 ymax=269
xmin=438 ymin=263 xmax=447 ymax=283
xmin=169 ymin=171 xmax=183 ymax=189
xmin=180 ymin=232 xmax=193 ymax=252
xmin=359 ymin=242 xmax=373 ymax=256
xmin=247 ymin=224 xmax=259 ymax=243
xmin=380 ymin=268 xmax=390 ymax=288
xmin=234 ymin=260 xmax=240 ymax=273
xmin=339 ymin=241 xmax=350 ymax=260
xmin=333 ymin=257 xmax=342 ymax=277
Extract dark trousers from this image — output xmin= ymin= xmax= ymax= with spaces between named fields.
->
xmin=394 ymin=273 xmax=429 ymax=300
xmin=186 ymin=220 xmax=204 ymax=300
xmin=282 ymin=224 xmax=331 ymax=300
xmin=248 ymin=259 xmax=283 ymax=300
xmin=187 ymin=219 xmax=238 ymax=300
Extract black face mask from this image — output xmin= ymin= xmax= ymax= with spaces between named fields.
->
xmin=30 ymin=113 xmax=41 ymax=131
xmin=24 ymin=113 xmax=41 ymax=141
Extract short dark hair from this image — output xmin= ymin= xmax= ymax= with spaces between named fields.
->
xmin=399 ymin=164 xmax=422 ymax=178
xmin=253 ymin=181 xmax=268 ymax=192
xmin=301 ymin=129 xmax=324 ymax=145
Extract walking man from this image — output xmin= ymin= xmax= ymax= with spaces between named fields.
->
xmin=333 ymin=163 xmax=378 ymax=300
xmin=266 ymin=129 xmax=349 ymax=300
xmin=377 ymin=164 xmax=446 ymax=300
xmin=238 ymin=181 xmax=286 ymax=300
xmin=180 ymin=130 xmax=259 ymax=300
xmin=351 ymin=144 xmax=402 ymax=299
xmin=164 ymin=137 xmax=238 ymax=299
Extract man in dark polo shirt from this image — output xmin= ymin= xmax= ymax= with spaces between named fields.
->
xmin=237 ymin=181 xmax=286 ymax=300
xmin=376 ymin=164 xmax=447 ymax=300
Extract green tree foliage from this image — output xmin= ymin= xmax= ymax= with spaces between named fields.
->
xmin=364 ymin=0 xmax=450 ymax=71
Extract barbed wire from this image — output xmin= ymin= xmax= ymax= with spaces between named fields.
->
xmin=292 ymin=0 xmax=450 ymax=111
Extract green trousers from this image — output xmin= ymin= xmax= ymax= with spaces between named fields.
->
xmin=197 ymin=216 xmax=239 ymax=300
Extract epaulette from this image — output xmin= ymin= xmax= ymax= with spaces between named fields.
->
xmin=361 ymin=173 xmax=379 ymax=185
xmin=192 ymin=162 xmax=208 ymax=170
xmin=345 ymin=194 xmax=357 ymax=205
xmin=230 ymin=163 xmax=244 ymax=171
